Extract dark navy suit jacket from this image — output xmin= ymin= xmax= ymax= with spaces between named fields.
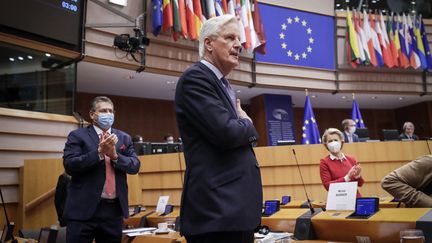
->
xmin=343 ymin=132 xmax=359 ymax=143
xmin=63 ymin=125 xmax=140 ymax=221
xmin=175 ymin=62 xmax=263 ymax=236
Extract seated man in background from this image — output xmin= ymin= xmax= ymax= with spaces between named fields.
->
xmin=381 ymin=155 xmax=432 ymax=207
xmin=163 ymin=134 xmax=174 ymax=143
xmin=320 ymin=128 xmax=364 ymax=197
xmin=399 ymin=121 xmax=419 ymax=140
xmin=342 ymin=119 xmax=359 ymax=143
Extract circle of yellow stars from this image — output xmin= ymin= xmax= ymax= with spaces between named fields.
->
xmin=279 ymin=16 xmax=314 ymax=61
xmin=302 ymin=117 xmax=321 ymax=144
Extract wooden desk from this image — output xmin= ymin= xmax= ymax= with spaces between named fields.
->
xmin=281 ymin=198 xmax=401 ymax=209
xmin=261 ymin=208 xmax=309 ymax=232
xmin=124 ymin=210 xmax=180 ymax=228
xmin=312 ymin=208 xmax=431 ymax=242
xmin=126 ymin=232 xmax=186 ymax=243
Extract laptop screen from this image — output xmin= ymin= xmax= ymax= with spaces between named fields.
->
xmin=355 ymin=198 xmax=378 ymax=216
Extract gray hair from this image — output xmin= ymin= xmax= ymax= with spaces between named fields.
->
xmin=198 ymin=14 xmax=238 ymax=59
xmin=403 ymin=121 xmax=415 ymax=131
xmin=90 ymin=96 xmax=114 ymax=112
xmin=341 ymin=119 xmax=355 ymax=128
xmin=322 ymin=128 xmax=344 ymax=144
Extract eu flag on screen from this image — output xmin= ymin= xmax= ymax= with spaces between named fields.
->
xmin=152 ymin=0 xmax=163 ymax=36
xmin=302 ymin=96 xmax=321 ymax=144
xmin=351 ymin=100 xmax=365 ymax=128
xmin=255 ymin=3 xmax=335 ymax=70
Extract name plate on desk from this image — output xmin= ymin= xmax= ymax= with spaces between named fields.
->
xmin=326 ymin=182 xmax=357 ymax=211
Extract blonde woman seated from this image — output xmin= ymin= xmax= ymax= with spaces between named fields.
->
xmin=320 ymin=128 xmax=364 ymax=197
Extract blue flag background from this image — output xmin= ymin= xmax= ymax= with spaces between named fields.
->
xmin=152 ymin=0 xmax=163 ymax=36
xmin=256 ymin=3 xmax=335 ymax=70
xmin=302 ymin=96 xmax=321 ymax=144
xmin=351 ymin=100 xmax=365 ymax=128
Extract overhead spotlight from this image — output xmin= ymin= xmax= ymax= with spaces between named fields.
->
xmin=371 ymin=96 xmax=378 ymax=99
xmin=311 ymin=95 xmax=317 ymax=98
xmin=345 ymin=0 xmax=349 ymax=2
xmin=27 ymin=55 xmax=33 ymax=59
xmin=18 ymin=56 xmax=24 ymax=61
xmin=45 ymin=53 xmax=51 ymax=57
xmin=9 ymin=57 xmax=14 ymax=61
xmin=341 ymin=95 xmax=347 ymax=99
xmin=398 ymin=97 xmax=404 ymax=100
xmin=411 ymin=1 xmax=416 ymax=4
xmin=236 ymin=90 xmax=241 ymax=93
xmin=372 ymin=0 xmax=376 ymax=3
xmin=336 ymin=3 xmax=341 ymax=7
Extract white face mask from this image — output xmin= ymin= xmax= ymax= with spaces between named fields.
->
xmin=327 ymin=141 xmax=341 ymax=153
xmin=348 ymin=126 xmax=356 ymax=134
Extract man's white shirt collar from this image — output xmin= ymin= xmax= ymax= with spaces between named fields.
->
xmin=200 ymin=59 xmax=223 ymax=80
xmin=93 ymin=125 xmax=111 ymax=137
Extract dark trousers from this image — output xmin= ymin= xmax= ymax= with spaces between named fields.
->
xmin=185 ymin=231 xmax=254 ymax=243
xmin=66 ymin=199 xmax=123 ymax=243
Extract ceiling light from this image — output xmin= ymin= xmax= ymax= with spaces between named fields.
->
xmin=411 ymin=1 xmax=416 ymax=4
xmin=341 ymin=95 xmax=347 ymax=99
xmin=18 ymin=56 xmax=24 ymax=60
xmin=311 ymin=95 xmax=317 ymax=98
xmin=382 ymin=10 xmax=386 ymax=13
xmin=9 ymin=57 xmax=15 ymax=61
xmin=45 ymin=53 xmax=51 ymax=57
xmin=411 ymin=10 xmax=416 ymax=13
xmin=336 ymin=3 xmax=341 ymax=7
xmin=166 ymin=81 xmax=175 ymax=84
xmin=236 ymin=90 xmax=241 ymax=93
xmin=372 ymin=0 xmax=376 ymax=3
xmin=27 ymin=55 xmax=33 ymax=59
xmin=371 ymin=96 xmax=378 ymax=99
xmin=398 ymin=97 xmax=404 ymax=100
xmin=345 ymin=0 xmax=349 ymax=2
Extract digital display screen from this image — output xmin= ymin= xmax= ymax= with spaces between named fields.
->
xmin=0 ymin=0 xmax=83 ymax=48
xmin=281 ymin=196 xmax=291 ymax=205
xmin=263 ymin=200 xmax=279 ymax=216
xmin=355 ymin=198 xmax=378 ymax=216
xmin=164 ymin=205 xmax=173 ymax=214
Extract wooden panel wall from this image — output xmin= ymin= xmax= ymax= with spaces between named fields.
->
xmin=75 ymin=92 xmax=180 ymax=142
xmin=133 ymin=141 xmax=430 ymax=207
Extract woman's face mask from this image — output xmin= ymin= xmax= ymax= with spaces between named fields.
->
xmin=327 ymin=141 xmax=341 ymax=153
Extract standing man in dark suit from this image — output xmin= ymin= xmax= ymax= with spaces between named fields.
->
xmin=342 ymin=119 xmax=359 ymax=143
xmin=63 ymin=96 xmax=140 ymax=243
xmin=175 ymin=15 xmax=262 ymax=243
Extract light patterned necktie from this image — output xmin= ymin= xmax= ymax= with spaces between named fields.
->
xmin=221 ymin=77 xmax=236 ymax=109
xmin=101 ymin=131 xmax=116 ymax=198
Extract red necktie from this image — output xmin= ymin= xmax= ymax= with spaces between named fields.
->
xmin=102 ymin=132 xmax=116 ymax=198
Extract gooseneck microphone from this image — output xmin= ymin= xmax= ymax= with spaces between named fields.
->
xmin=292 ymin=149 xmax=315 ymax=214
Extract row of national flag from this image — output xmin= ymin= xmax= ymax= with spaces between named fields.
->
xmin=302 ymin=94 xmax=365 ymax=144
xmin=152 ymin=0 xmax=266 ymax=53
xmin=346 ymin=9 xmax=432 ymax=70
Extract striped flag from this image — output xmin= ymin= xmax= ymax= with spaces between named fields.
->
xmin=172 ymin=0 xmax=182 ymax=39
xmin=398 ymin=14 xmax=410 ymax=68
xmin=205 ymin=0 xmax=216 ymax=18
xmin=379 ymin=12 xmax=394 ymax=68
xmin=346 ymin=10 xmax=360 ymax=67
xmin=252 ymin=0 xmax=266 ymax=54
xmin=370 ymin=13 xmax=384 ymax=67
xmin=413 ymin=16 xmax=427 ymax=69
xmin=192 ymin=0 xmax=204 ymax=38
xmin=162 ymin=0 xmax=173 ymax=32
xmin=215 ymin=0 xmax=224 ymax=16
xmin=407 ymin=14 xmax=420 ymax=69
xmin=185 ymin=0 xmax=197 ymax=40
xmin=356 ymin=10 xmax=371 ymax=65
xmin=388 ymin=13 xmax=399 ymax=67
xmin=363 ymin=10 xmax=378 ymax=67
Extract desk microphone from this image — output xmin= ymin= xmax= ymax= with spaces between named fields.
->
xmin=426 ymin=140 xmax=431 ymax=155
xmin=292 ymin=149 xmax=314 ymax=214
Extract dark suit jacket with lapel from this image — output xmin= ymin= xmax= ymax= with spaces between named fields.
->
xmin=63 ymin=125 xmax=140 ymax=221
xmin=399 ymin=133 xmax=419 ymax=140
xmin=175 ymin=62 xmax=263 ymax=236
xmin=343 ymin=132 xmax=359 ymax=143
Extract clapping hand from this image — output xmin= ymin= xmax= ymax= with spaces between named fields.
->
xmin=99 ymin=133 xmax=119 ymax=160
